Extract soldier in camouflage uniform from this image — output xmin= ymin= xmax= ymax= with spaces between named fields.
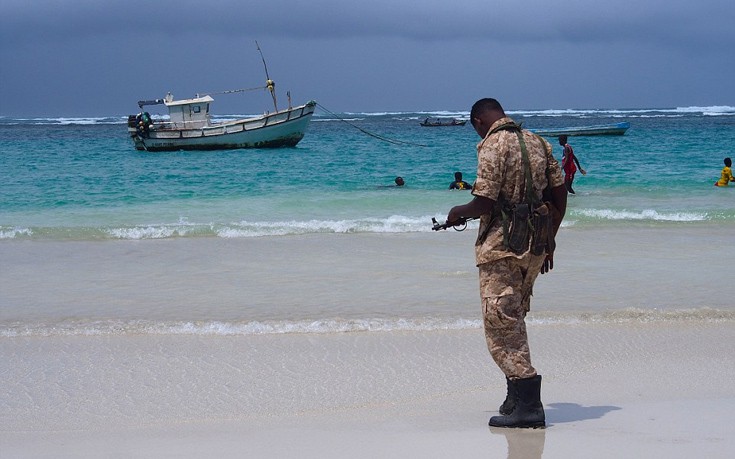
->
xmin=446 ymin=98 xmax=567 ymax=428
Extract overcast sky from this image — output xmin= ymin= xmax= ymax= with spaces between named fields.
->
xmin=1 ymin=0 xmax=733 ymax=117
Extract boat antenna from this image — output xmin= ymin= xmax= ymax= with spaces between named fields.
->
xmin=256 ymin=40 xmax=278 ymax=112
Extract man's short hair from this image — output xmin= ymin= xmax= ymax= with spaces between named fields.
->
xmin=470 ymin=98 xmax=505 ymax=123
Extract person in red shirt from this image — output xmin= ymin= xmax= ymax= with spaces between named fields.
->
xmin=559 ymin=135 xmax=586 ymax=194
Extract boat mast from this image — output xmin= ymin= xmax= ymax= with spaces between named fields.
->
xmin=256 ymin=41 xmax=278 ymax=112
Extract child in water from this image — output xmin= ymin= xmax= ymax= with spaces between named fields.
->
xmin=714 ymin=158 xmax=734 ymax=187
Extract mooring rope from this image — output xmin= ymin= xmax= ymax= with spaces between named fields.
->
xmin=316 ymin=103 xmax=428 ymax=147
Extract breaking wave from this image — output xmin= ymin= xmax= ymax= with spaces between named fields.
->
xmin=1 ymin=106 xmax=734 ymax=127
xmin=571 ymin=208 xmax=707 ymax=223
xmin=0 ymin=207 xmax=725 ymax=240
xmin=0 ymin=215 xmax=475 ymax=240
xmin=2 ymin=308 xmax=732 ymax=338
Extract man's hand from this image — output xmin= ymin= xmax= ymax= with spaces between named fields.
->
xmin=540 ymin=252 xmax=554 ymax=274
xmin=447 ymin=206 xmax=464 ymax=225
xmin=447 ymin=196 xmax=496 ymax=225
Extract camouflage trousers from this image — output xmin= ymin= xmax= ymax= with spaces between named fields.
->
xmin=479 ymin=254 xmax=545 ymax=379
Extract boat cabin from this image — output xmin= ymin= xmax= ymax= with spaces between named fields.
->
xmin=164 ymin=93 xmax=213 ymax=128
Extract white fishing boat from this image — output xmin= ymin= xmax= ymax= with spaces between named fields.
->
xmin=127 ymin=93 xmax=316 ymax=152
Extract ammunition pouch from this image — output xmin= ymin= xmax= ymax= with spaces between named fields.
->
xmin=503 ymin=203 xmax=530 ymax=255
xmin=531 ymin=202 xmax=555 ymax=256
xmin=502 ymin=201 xmax=556 ymax=256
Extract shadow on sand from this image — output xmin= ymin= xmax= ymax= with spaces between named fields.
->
xmin=545 ymin=402 xmax=621 ymax=424
xmin=487 ymin=403 xmax=621 ymax=458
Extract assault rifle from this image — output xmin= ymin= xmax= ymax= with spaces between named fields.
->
xmin=431 ymin=217 xmax=476 ymax=231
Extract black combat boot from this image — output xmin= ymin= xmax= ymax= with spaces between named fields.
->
xmin=499 ymin=377 xmax=517 ymax=415
xmin=489 ymin=375 xmax=545 ymax=428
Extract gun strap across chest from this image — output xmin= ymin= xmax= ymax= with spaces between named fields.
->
xmin=486 ymin=122 xmax=539 ymax=207
xmin=514 ymin=130 xmax=540 ymax=207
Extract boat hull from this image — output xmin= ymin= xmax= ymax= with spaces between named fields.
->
xmin=419 ymin=118 xmax=467 ymax=127
xmin=530 ymin=122 xmax=630 ymax=137
xmin=419 ymin=121 xmax=466 ymax=127
xmin=129 ymin=101 xmax=316 ymax=151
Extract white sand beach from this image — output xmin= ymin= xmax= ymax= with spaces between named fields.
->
xmin=2 ymin=323 xmax=733 ymax=458
xmin=2 ymin=225 xmax=734 ymax=458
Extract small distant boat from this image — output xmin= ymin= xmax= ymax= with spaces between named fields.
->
xmin=420 ymin=117 xmax=467 ymax=127
xmin=128 ymin=93 xmax=316 ymax=152
xmin=530 ymin=122 xmax=630 ymax=137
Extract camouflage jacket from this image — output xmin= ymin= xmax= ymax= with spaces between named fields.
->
xmin=471 ymin=117 xmax=564 ymax=265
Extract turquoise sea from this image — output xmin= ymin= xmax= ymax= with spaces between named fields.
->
xmin=2 ymin=106 xmax=735 ymax=241
xmin=1 ymin=105 xmax=735 ymax=338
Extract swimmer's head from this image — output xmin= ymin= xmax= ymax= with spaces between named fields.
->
xmin=726 ymin=158 xmax=732 ymax=167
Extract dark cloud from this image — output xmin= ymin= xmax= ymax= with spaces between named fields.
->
xmin=3 ymin=1 xmax=733 ymax=45
xmin=1 ymin=1 xmax=733 ymax=115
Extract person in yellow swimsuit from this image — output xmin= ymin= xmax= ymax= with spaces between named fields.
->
xmin=715 ymin=158 xmax=734 ymax=186
xmin=449 ymin=171 xmax=472 ymax=190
